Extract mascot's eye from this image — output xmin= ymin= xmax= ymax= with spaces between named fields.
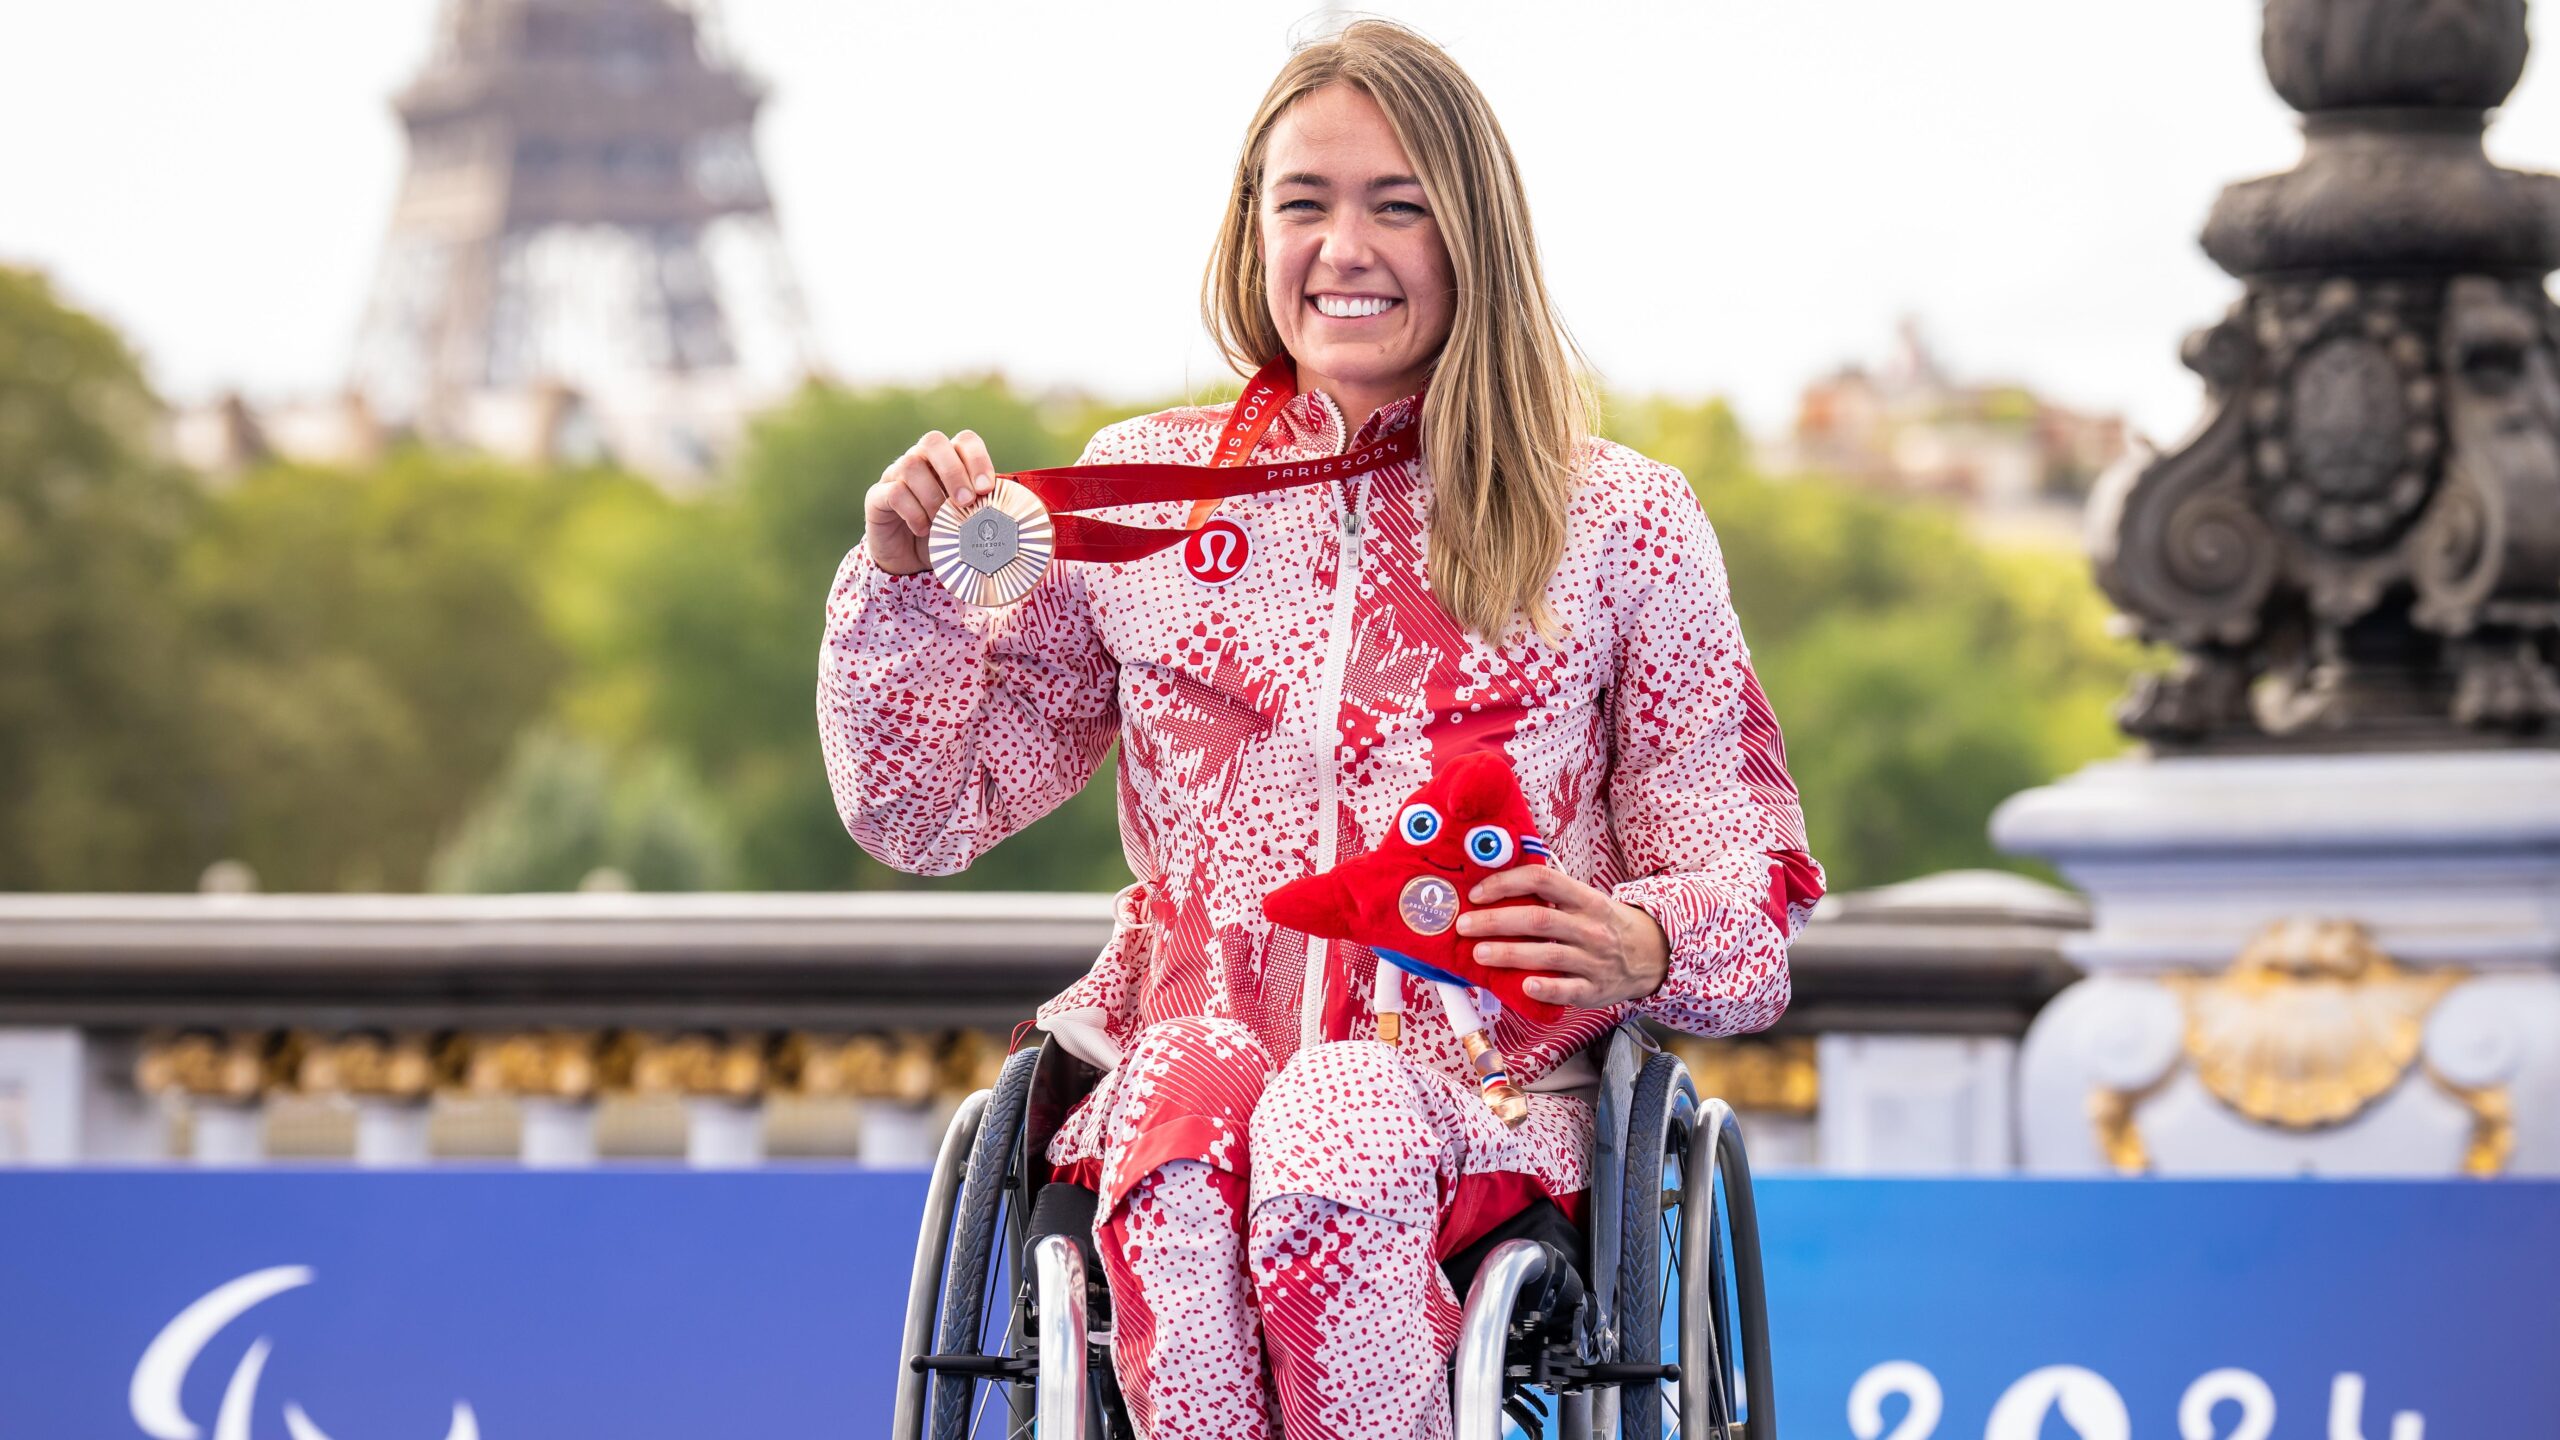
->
xmin=1465 ymin=825 xmax=1516 ymax=867
xmin=1398 ymin=803 xmax=1444 ymax=845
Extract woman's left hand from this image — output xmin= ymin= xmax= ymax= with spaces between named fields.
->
xmin=1459 ymin=867 xmax=1669 ymax=1009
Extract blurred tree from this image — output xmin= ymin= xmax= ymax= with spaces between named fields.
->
xmin=175 ymin=456 xmax=596 ymax=889
xmin=0 ymin=267 xmax=207 ymax=889
xmin=427 ymin=727 xmax=734 ymax=892
xmin=1758 ymin=608 xmax=2058 ymax=889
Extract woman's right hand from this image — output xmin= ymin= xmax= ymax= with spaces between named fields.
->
xmin=864 ymin=429 xmax=999 ymax=575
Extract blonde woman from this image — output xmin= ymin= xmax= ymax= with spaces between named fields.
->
xmin=822 ymin=20 xmax=1821 ymax=1439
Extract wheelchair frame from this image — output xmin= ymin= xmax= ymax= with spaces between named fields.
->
xmin=893 ymin=1026 xmax=1775 ymax=1440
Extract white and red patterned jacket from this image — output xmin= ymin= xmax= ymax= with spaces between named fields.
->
xmin=818 ymin=387 xmax=1823 ymax=1096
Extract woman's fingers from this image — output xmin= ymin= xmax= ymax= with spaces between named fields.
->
xmin=951 ymin=429 xmax=997 ymax=495
xmin=864 ymin=426 xmax=1002 ymax=575
xmin=1473 ymin=941 xmax=1598 ymax=976
xmin=1468 ymin=863 xmax=1594 ymax=908
xmin=1523 ymin=973 xmax=1606 ymax=1007
xmin=1459 ymin=901 xmax=1585 ymax=940
xmin=878 ymin=482 xmax=933 ymax=537
xmin=910 ymin=431 xmax=977 ymax=511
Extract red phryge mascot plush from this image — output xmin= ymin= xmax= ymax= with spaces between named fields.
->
xmin=1263 ymin=751 xmax=1573 ymax=1127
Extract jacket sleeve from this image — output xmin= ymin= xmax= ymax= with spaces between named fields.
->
xmin=1032 ymin=876 xmax=1154 ymax=1070
xmin=1601 ymin=463 xmax=1826 ymax=1037
xmin=816 ymin=441 xmax=1121 ymax=876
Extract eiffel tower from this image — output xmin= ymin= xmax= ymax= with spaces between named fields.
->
xmin=349 ymin=0 xmax=815 ymax=484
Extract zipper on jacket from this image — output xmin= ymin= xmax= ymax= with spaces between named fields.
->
xmin=1301 ymin=465 xmax=1373 ymax=1052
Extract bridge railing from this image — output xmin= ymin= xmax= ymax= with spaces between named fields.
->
xmin=0 ymin=871 xmax=2081 ymax=1170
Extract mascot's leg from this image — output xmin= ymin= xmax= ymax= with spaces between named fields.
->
xmin=1087 ymin=1017 xmax=1274 ymax=1440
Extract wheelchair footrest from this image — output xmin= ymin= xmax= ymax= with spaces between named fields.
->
xmin=909 ymin=1352 xmax=1037 ymax=1382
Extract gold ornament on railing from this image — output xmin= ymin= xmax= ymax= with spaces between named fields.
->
xmin=295 ymin=1031 xmax=443 ymax=1101
xmin=771 ymin=1030 xmax=1010 ymax=1100
xmin=1664 ymin=1036 xmax=1820 ymax=1116
xmin=136 ymin=1030 xmax=294 ymax=1102
xmin=458 ymin=1031 xmax=603 ymax=1101
xmin=776 ymin=1033 xmax=894 ymax=1098
xmin=2424 ymin=1066 xmax=2516 ymax=1178
xmin=621 ymin=1032 xmax=770 ymax=1101
xmin=2088 ymin=1083 xmax=2167 ymax=1174
xmin=809 ymin=1033 xmax=942 ymax=1102
xmin=2089 ymin=918 xmax=2512 ymax=1175
xmin=2166 ymin=918 xmax=2460 ymax=1129
xmin=939 ymin=1029 xmax=1008 ymax=1094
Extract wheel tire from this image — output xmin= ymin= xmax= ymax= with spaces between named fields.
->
xmin=1616 ymin=1050 xmax=1696 ymax=1438
xmin=1694 ymin=1100 xmax=1777 ymax=1440
xmin=928 ymin=1044 xmax=1042 ymax=1440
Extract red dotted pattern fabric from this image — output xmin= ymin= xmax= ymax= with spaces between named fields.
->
xmin=1099 ymin=1161 xmax=1263 ymax=1440
xmin=819 ymin=386 xmax=1822 ymax=1081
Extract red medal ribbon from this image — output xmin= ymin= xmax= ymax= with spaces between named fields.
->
xmin=997 ymin=356 xmax=1420 ymax=564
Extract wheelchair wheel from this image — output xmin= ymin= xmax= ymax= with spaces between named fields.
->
xmin=1617 ymin=1050 xmax=1778 ymax=1440
xmin=1617 ymin=1049 xmax=1696 ymax=1439
xmin=1685 ymin=1097 xmax=1776 ymax=1440
xmin=920 ymin=1045 xmax=1042 ymax=1440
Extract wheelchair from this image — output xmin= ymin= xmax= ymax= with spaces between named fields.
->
xmin=892 ymin=1025 xmax=1775 ymax=1439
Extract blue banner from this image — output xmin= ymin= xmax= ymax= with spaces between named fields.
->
xmin=1762 ymin=1179 xmax=2560 ymax=1438
xmin=0 ymin=1172 xmax=2551 ymax=1438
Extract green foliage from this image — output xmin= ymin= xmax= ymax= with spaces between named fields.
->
xmin=0 ymin=268 xmax=205 ymax=889
xmin=173 ymin=455 xmax=590 ymax=889
xmin=427 ymin=728 xmax=734 ymax=893
xmin=1979 ymin=385 xmax=2040 ymax=427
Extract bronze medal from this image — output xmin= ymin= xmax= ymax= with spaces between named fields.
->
xmin=1397 ymin=874 xmax=1458 ymax=936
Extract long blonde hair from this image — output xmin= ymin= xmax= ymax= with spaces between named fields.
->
xmin=1203 ymin=19 xmax=1592 ymax=642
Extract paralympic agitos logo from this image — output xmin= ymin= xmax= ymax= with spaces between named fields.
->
xmin=129 ymin=1266 xmax=480 ymax=1440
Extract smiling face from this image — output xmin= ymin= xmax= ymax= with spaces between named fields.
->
xmin=1258 ymin=82 xmax=1457 ymax=430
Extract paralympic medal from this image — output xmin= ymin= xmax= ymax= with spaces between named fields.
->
xmin=1397 ymin=874 xmax=1458 ymax=935
xmin=929 ymin=478 xmax=1054 ymax=608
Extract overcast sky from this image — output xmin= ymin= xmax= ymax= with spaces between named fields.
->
xmin=12 ymin=1 xmax=2560 ymax=443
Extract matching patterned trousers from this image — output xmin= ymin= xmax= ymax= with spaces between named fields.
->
xmin=1057 ymin=1017 xmax=1591 ymax=1440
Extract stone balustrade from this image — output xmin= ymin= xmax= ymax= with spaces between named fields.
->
xmin=0 ymin=874 xmax=2083 ymax=1169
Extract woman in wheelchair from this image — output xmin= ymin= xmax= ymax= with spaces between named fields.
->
xmin=826 ymin=19 xmax=1821 ymax=1440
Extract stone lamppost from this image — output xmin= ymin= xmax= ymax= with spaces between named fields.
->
xmin=1994 ymin=0 xmax=2560 ymax=1175
xmin=2099 ymin=0 xmax=2560 ymax=742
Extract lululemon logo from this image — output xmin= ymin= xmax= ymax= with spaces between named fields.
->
xmin=1183 ymin=519 xmax=1249 ymax=585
